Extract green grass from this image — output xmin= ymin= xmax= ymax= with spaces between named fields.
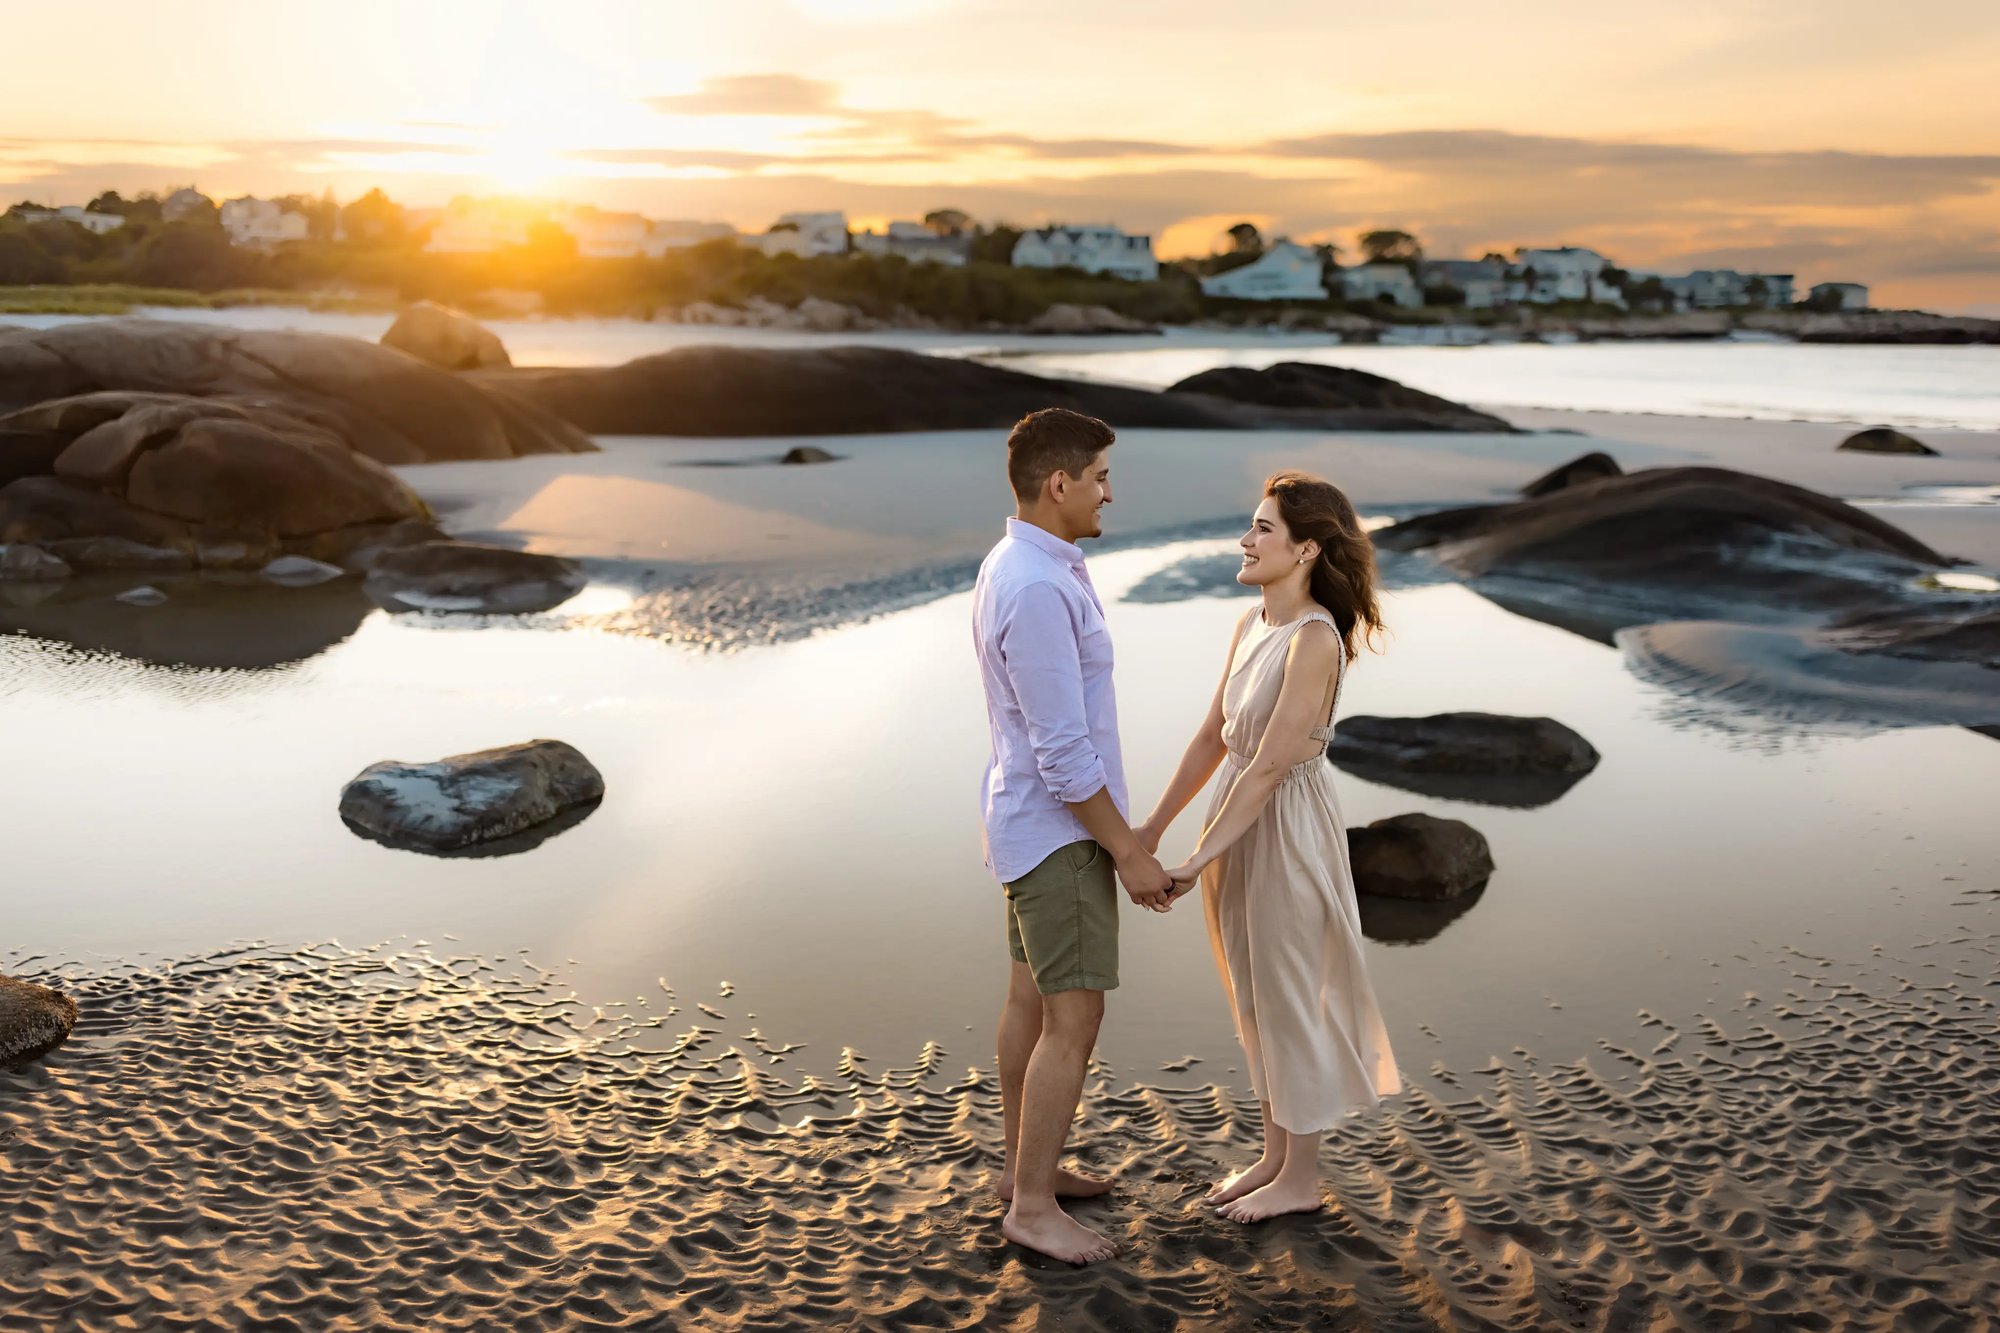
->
xmin=0 ymin=284 xmax=391 ymax=315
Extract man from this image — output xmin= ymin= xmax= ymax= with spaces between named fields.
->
xmin=972 ymin=407 xmax=1175 ymax=1266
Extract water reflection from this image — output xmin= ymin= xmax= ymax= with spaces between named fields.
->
xmin=340 ymin=797 xmax=604 ymax=859
xmin=1331 ymin=761 xmax=1592 ymax=810
xmin=1357 ymin=886 xmax=1487 ymax=945
xmin=0 ymin=576 xmax=373 ymax=671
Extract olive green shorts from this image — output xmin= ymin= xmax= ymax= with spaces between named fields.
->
xmin=1003 ymin=839 xmax=1120 ymax=994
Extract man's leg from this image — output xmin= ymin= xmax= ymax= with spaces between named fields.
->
xmin=997 ymin=962 xmax=1114 ymax=1201
xmin=1001 ymin=987 xmax=1117 ymax=1264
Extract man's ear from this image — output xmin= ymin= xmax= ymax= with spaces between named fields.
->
xmin=1046 ymin=469 xmax=1068 ymax=504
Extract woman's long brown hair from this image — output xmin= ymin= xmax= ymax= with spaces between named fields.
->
xmin=1264 ymin=470 xmax=1385 ymax=661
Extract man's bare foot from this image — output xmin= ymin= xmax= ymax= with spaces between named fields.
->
xmin=1002 ymin=1204 xmax=1119 ymax=1265
xmin=1217 ymin=1177 xmax=1325 ymax=1223
xmin=1205 ymin=1154 xmax=1284 ymax=1207
xmin=998 ymin=1166 xmax=1113 ymax=1202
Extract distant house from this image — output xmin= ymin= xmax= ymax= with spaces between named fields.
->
xmin=219 ymin=197 xmax=309 ymax=249
xmin=1011 ymin=224 xmax=1159 ymax=281
xmin=1507 ymin=247 xmax=1626 ymax=307
xmin=1810 ymin=281 xmax=1869 ymax=311
xmin=1419 ymin=258 xmax=1509 ymax=309
xmin=641 ymin=220 xmax=739 ymax=256
xmin=1662 ymin=269 xmax=1795 ymax=310
xmin=758 ymin=211 xmax=849 ymax=258
xmin=558 ymin=207 xmax=651 ymax=259
xmin=13 ymin=204 xmax=125 ymax=235
xmin=1200 ymin=240 xmax=1327 ymax=301
xmin=1340 ymin=261 xmax=1422 ymax=308
xmin=423 ymin=200 xmax=534 ymax=253
xmin=162 ymin=188 xmax=215 ymax=222
xmin=852 ymin=220 xmax=970 ymax=266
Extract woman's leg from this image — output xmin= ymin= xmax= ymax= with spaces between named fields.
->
xmin=1217 ymin=1124 xmax=1327 ymax=1222
xmin=1205 ymin=1099 xmax=1288 ymax=1206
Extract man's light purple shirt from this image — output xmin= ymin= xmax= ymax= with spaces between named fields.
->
xmin=972 ymin=517 xmax=1128 ymax=884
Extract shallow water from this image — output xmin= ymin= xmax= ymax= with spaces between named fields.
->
xmin=7 ymin=539 xmax=1995 ymax=1091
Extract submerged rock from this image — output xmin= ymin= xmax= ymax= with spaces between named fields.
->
xmin=1838 ymin=426 xmax=1937 ymax=456
xmin=380 ymin=301 xmax=511 ymax=372
xmin=260 ymin=554 xmax=347 ymax=587
xmin=1347 ymin=814 xmax=1495 ymax=901
xmin=362 ymin=541 xmax=586 ymax=615
xmin=339 ymin=739 xmax=605 ymax=854
xmin=0 ymin=973 xmax=77 ymax=1067
xmin=116 ymin=585 xmax=167 ymax=606
xmin=1330 ymin=714 xmax=1600 ymax=808
xmin=1521 ymin=451 xmax=1622 ymax=498
xmin=1023 ymin=303 xmax=1158 ymax=335
xmin=780 ymin=445 xmax=837 ymax=465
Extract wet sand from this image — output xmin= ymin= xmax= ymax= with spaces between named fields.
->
xmin=4 ymin=932 xmax=1996 ymax=1330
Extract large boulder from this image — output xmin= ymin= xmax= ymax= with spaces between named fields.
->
xmin=0 ymin=319 xmax=590 ymax=464
xmin=1023 ymin=303 xmax=1158 ymax=335
xmin=1374 ymin=466 xmax=1948 ymax=633
xmin=1 ymin=974 xmax=77 ymax=1067
xmin=1521 ymin=451 xmax=1622 ymax=497
xmin=1165 ymin=362 xmax=1515 ymax=432
xmin=1838 ymin=426 xmax=1937 ymax=456
xmin=1347 ymin=814 xmax=1495 ymax=901
xmin=469 ymin=345 xmax=1510 ymax=438
xmin=380 ymin=301 xmax=511 ymax=371
xmin=0 ymin=392 xmax=432 ymax=568
xmin=362 ymin=540 xmax=586 ymax=614
xmin=1329 ymin=713 xmax=1600 ymax=808
xmin=339 ymin=739 xmax=605 ymax=854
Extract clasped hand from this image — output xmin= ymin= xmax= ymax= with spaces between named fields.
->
xmin=1123 ymin=820 xmax=1202 ymax=912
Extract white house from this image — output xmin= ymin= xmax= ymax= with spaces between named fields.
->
xmin=1340 ymin=261 xmax=1422 ymax=308
xmin=1662 ymin=269 xmax=1795 ymax=310
xmin=1199 ymin=240 xmax=1327 ymax=301
xmin=1011 ymin=224 xmax=1158 ymax=281
xmin=852 ymin=220 xmax=970 ymax=266
xmin=557 ymin=207 xmax=651 ymax=259
xmin=1507 ymin=247 xmax=1626 ymax=307
xmin=642 ymin=220 xmax=739 ymax=256
xmin=219 ymin=197 xmax=309 ymax=249
xmin=1419 ymin=258 xmax=1509 ymax=309
xmin=13 ymin=204 xmax=125 ymax=235
xmin=758 ymin=211 xmax=849 ymax=258
xmin=1809 ymin=281 xmax=1869 ymax=310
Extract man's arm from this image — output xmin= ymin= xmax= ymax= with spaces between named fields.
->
xmin=999 ymin=582 xmax=1175 ymax=912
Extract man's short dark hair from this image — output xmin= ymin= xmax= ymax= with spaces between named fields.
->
xmin=1006 ymin=408 xmax=1115 ymax=502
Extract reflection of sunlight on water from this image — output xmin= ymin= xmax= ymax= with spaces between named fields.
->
xmin=558 ymin=584 xmax=640 ymax=617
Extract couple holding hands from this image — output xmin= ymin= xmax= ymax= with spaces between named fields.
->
xmin=974 ymin=408 xmax=1402 ymax=1265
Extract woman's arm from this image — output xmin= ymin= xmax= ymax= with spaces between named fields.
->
xmin=1134 ymin=611 xmax=1248 ymax=853
xmin=1170 ymin=621 xmax=1342 ymax=882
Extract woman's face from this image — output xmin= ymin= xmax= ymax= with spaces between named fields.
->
xmin=1237 ymin=497 xmax=1311 ymax=587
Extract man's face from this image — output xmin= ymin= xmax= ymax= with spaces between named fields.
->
xmin=1055 ymin=450 xmax=1112 ymax=540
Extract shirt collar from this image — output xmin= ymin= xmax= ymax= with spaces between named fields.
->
xmin=1006 ymin=517 xmax=1085 ymax=568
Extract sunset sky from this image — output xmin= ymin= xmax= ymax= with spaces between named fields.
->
xmin=6 ymin=0 xmax=1998 ymax=311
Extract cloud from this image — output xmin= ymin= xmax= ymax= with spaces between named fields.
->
xmin=647 ymin=75 xmax=841 ymax=117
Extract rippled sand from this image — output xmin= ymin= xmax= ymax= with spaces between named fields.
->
xmin=4 ymin=935 xmax=1996 ymax=1331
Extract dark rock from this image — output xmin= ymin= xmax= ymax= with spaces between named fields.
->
xmin=1521 ymin=451 xmax=1622 ymax=497
xmin=339 ymin=739 xmax=605 ymax=854
xmin=362 ymin=540 xmax=586 ymax=615
xmin=470 ymin=345 xmax=1511 ymax=437
xmin=115 ymin=585 xmax=167 ymax=606
xmin=1329 ymin=713 xmax=1600 ymax=808
xmin=380 ymin=301 xmax=511 ymax=371
xmin=0 ymin=973 xmax=77 ymax=1067
xmin=1347 ymin=814 xmax=1495 ymax=901
xmin=1166 ymin=362 xmax=1516 ymax=432
xmin=0 ymin=320 xmax=590 ymax=464
xmin=44 ymin=535 xmax=193 ymax=572
xmin=1374 ymin=466 xmax=1948 ymax=638
xmin=1838 ymin=426 xmax=1937 ymax=456
xmin=780 ymin=446 xmax=837 ymax=465
xmin=0 ymin=542 xmax=70 ymax=580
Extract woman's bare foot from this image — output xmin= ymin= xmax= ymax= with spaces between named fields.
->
xmin=1205 ymin=1154 xmax=1284 ymax=1207
xmin=1217 ymin=1177 xmax=1325 ymax=1223
xmin=1002 ymin=1204 xmax=1119 ymax=1265
xmin=997 ymin=1166 xmax=1113 ymax=1202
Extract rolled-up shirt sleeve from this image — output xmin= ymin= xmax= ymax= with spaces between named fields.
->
xmin=997 ymin=579 xmax=1109 ymax=805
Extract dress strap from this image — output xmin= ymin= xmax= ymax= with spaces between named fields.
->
xmin=1287 ymin=611 xmax=1346 ymax=742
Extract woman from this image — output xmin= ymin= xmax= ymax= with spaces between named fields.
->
xmin=1137 ymin=470 xmax=1402 ymax=1223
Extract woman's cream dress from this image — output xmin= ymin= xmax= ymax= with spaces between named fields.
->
xmin=1199 ymin=607 xmax=1402 ymax=1134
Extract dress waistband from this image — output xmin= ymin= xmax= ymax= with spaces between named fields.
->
xmin=1226 ymin=748 xmax=1329 ymax=782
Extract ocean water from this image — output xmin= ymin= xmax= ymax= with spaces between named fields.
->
xmin=10 ymin=306 xmax=1999 ymax=429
